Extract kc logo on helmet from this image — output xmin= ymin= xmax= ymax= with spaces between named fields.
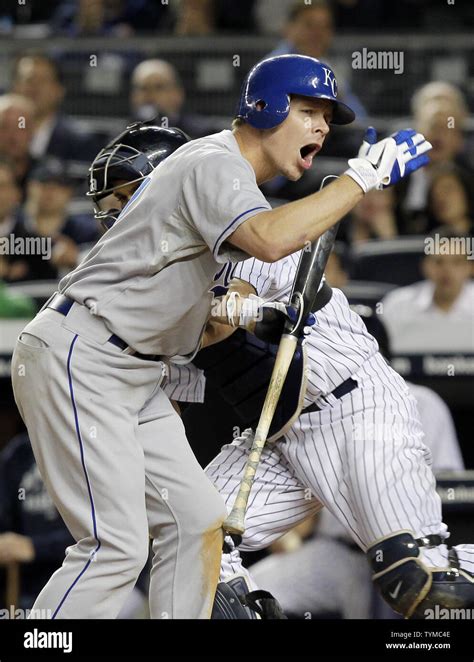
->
xmin=323 ymin=68 xmax=338 ymax=97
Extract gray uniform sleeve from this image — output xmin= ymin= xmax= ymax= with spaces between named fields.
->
xmin=180 ymin=153 xmax=271 ymax=264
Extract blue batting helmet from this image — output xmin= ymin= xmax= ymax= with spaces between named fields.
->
xmin=236 ymin=55 xmax=355 ymax=129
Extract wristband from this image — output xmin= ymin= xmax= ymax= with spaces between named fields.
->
xmin=226 ymin=291 xmax=242 ymax=327
xmin=344 ymin=158 xmax=379 ymax=193
xmin=238 ymin=294 xmax=264 ymax=330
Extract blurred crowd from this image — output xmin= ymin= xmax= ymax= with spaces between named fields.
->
xmin=2 ymin=0 xmax=474 ymax=37
xmin=0 ymin=0 xmax=473 ymax=619
xmin=1 ymin=47 xmax=472 ymax=336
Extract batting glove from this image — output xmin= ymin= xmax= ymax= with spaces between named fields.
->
xmin=345 ymin=126 xmax=432 ymax=193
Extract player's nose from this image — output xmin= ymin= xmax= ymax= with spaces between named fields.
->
xmin=312 ymin=113 xmax=330 ymax=137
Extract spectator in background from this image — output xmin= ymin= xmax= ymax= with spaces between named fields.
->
xmin=11 ymin=54 xmax=99 ymax=166
xmin=0 ymin=0 xmax=61 ymax=33
xmin=174 ymin=0 xmax=256 ymax=34
xmin=0 ymin=433 xmax=74 ymax=610
xmin=397 ymin=81 xmax=472 ymax=233
xmin=324 ymin=242 xmax=350 ymax=289
xmin=0 ymin=159 xmax=21 ymax=238
xmin=411 ymin=82 xmax=469 ymax=134
xmin=52 ymin=0 xmax=168 ymax=36
xmin=427 ymin=164 xmax=474 ymax=236
xmin=130 ymin=59 xmax=217 ymax=138
xmin=174 ymin=0 xmax=215 ymax=35
xmin=274 ymin=0 xmax=334 ymax=60
xmin=5 ymin=158 xmax=99 ymax=283
xmin=269 ymin=0 xmax=366 ymax=118
xmin=339 ymin=188 xmax=398 ymax=245
xmin=255 ymin=0 xmax=295 ymax=34
xmin=0 ymin=159 xmax=22 ymax=283
xmin=382 ymin=227 xmax=474 ymax=354
xmin=0 ymin=94 xmax=36 ymax=196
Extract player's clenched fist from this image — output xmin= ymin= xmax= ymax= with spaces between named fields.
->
xmin=345 ymin=126 xmax=432 ymax=193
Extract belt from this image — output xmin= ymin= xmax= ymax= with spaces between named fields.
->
xmin=47 ymin=293 xmax=162 ymax=362
xmin=302 ymin=377 xmax=358 ymax=415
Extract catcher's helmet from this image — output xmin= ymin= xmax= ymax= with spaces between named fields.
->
xmin=88 ymin=122 xmax=189 ymax=228
xmin=236 ymin=54 xmax=355 ymax=130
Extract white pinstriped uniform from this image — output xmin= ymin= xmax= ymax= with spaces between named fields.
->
xmin=248 ymin=382 xmax=466 ymax=619
xmin=164 ymin=363 xmax=205 ymax=404
xmin=199 ymin=253 xmax=474 ymax=575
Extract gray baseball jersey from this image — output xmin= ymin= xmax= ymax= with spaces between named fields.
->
xmin=59 ymin=130 xmax=271 ymax=358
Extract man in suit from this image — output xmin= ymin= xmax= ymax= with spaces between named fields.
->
xmin=11 ymin=53 xmax=100 ymax=165
xmin=0 ymin=94 xmax=36 ymax=197
xmin=130 ymin=58 xmax=219 ymax=138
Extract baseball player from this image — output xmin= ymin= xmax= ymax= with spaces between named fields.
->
xmin=100 ymin=59 xmax=457 ymax=621
xmin=91 ymin=119 xmax=474 ymax=618
xmin=11 ymin=123 xmax=232 ymax=620
xmin=86 ymin=122 xmax=289 ymax=619
xmin=11 ymin=53 xmax=431 ymax=620
xmin=201 ymin=253 xmax=474 ymax=618
xmin=180 ymin=64 xmax=472 ymax=617
xmin=238 ymin=312 xmax=467 ymax=619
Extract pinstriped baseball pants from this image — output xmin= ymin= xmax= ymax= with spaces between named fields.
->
xmin=207 ymin=352 xmax=474 ymax=574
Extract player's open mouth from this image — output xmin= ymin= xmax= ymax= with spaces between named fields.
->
xmin=299 ymin=143 xmax=321 ymax=169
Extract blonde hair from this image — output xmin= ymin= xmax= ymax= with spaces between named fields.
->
xmin=231 ymin=117 xmax=245 ymax=130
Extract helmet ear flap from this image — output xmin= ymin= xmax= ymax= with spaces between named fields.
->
xmin=245 ymin=91 xmax=291 ymax=130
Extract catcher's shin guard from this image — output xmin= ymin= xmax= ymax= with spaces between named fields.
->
xmin=211 ymin=576 xmax=287 ymax=619
xmin=367 ymin=531 xmax=474 ymax=619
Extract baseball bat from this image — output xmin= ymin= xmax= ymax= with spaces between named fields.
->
xmin=224 ymin=221 xmax=340 ymax=536
xmin=6 ymin=561 xmax=20 ymax=611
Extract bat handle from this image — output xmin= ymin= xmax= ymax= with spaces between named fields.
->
xmin=6 ymin=561 xmax=20 ymax=610
xmin=223 ymin=436 xmax=264 ymax=535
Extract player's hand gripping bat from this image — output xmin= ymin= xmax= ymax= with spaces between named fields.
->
xmin=223 ymin=221 xmax=340 ymax=537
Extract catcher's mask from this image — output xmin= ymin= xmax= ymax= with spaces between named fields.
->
xmin=87 ymin=122 xmax=189 ymax=230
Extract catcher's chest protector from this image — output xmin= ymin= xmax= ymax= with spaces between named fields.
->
xmin=193 ymin=284 xmax=332 ymax=440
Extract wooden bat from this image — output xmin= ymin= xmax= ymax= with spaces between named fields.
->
xmin=224 ymin=221 xmax=340 ymax=536
xmin=5 ymin=561 xmax=20 ymax=611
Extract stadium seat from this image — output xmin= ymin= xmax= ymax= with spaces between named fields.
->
xmin=350 ymin=237 xmax=427 ymax=286
xmin=342 ymin=280 xmax=396 ymax=307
